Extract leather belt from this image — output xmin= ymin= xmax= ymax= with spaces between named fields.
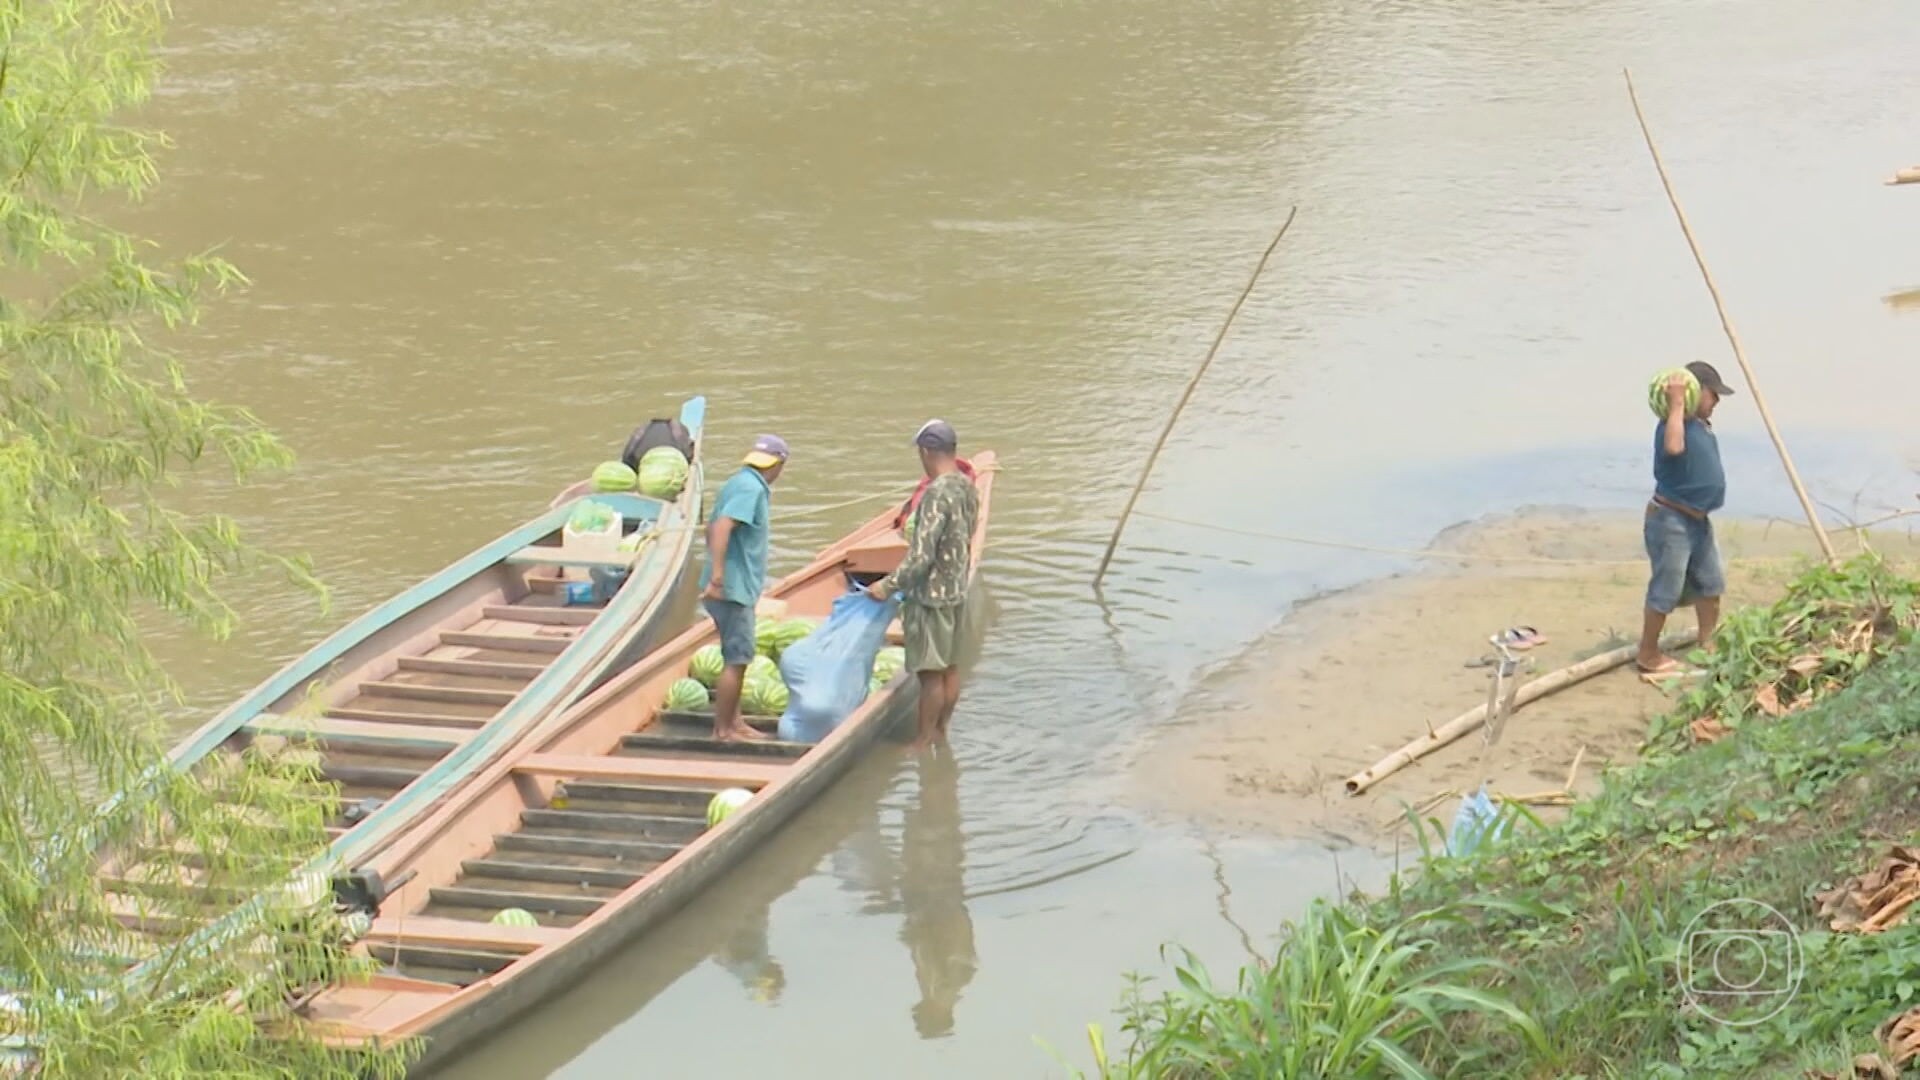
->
xmin=1649 ymin=495 xmax=1707 ymax=521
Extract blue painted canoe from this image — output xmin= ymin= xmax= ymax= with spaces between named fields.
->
xmin=169 ymin=396 xmax=706 ymax=866
xmin=95 ymin=396 xmax=709 ymax=984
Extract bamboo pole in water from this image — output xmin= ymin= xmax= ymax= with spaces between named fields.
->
xmin=1092 ymin=207 xmax=1299 ymax=588
xmin=1622 ymin=69 xmax=1840 ymax=568
xmin=1344 ymin=633 xmax=1698 ymax=796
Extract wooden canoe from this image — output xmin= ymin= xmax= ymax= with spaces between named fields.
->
xmin=96 ymin=397 xmax=710 ymax=989
xmin=300 ymin=453 xmax=997 ymax=1070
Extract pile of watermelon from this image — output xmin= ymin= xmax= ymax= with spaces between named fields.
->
xmin=668 ymin=618 xmax=819 ymax=717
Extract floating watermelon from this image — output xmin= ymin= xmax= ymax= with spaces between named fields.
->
xmin=689 ymin=645 xmax=726 ymax=688
xmin=665 ymin=678 xmax=710 ymax=713
xmin=1647 ymin=368 xmax=1701 ymax=419
xmin=637 ymin=446 xmax=690 ymax=499
xmin=492 ymin=907 xmax=539 ymax=928
xmin=592 ymin=460 xmax=638 ymax=493
xmin=707 ymin=787 xmax=752 ymax=827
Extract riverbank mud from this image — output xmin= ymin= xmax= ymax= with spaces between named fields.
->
xmin=1134 ymin=508 xmax=1920 ymax=845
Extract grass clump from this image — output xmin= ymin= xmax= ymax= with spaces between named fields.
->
xmin=1080 ymin=555 xmax=1920 ymax=1078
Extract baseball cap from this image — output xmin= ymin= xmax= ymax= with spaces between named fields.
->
xmin=1686 ymin=361 xmax=1735 ymax=397
xmin=743 ymin=434 xmax=790 ymax=469
xmin=913 ymin=419 xmax=958 ymax=453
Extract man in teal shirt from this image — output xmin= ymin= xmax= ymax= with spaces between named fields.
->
xmin=701 ymin=434 xmax=788 ymax=742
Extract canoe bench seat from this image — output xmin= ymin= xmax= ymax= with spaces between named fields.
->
xmin=364 ymin=914 xmax=563 ymax=953
xmin=504 ymin=545 xmax=639 ymax=571
xmin=515 ymin=753 xmax=787 ymax=790
xmin=248 ymin=714 xmax=469 ymax=749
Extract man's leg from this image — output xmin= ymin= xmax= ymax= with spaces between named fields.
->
xmin=933 ymin=602 xmax=962 ymax=738
xmin=903 ymin=602 xmax=942 ymax=751
xmin=937 ymin=668 xmax=961 ymax=737
xmin=1638 ymin=507 xmax=1690 ymax=671
xmin=712 ymin=663 xmax=748 ymax=740
xmin=706 ymin=601 xmax=766 ymax=741
xmin=911 ymin=670 xmax=946 ymax=752
xmin=1689 ymin=518 xmax=1726 ymax=651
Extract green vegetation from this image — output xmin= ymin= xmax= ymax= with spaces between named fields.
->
xmin=1083 ymin=555 xmax=1920 ymax=1078
xmin=0 ymin=3 xmax=406 ymax=1075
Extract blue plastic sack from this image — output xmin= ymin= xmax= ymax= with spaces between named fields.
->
xmin=777 ymin=585 xmax=901 ymax=743
xmin=1445 ymin=784 xmax=1508 ymax=857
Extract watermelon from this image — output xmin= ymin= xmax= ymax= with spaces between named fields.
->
xmin=707 ymin=787 xmax=752 ymax=827
xmin=872 ymin=646 xmax=906 ymax=685
xmin=1647 ymin=368 xmax=1701 ymax=419
xmin=568 ymin=499 xmax=618 ymax=533
xmin=773 ymin=618 xmax=815 ymax=651
xmin=689 ymin=645 xmax=726 ymax=688
xmin=746 ymin=678 xmax=789 ymax=717
xmin=755 ymin=618 xmax=783 ymax=658
xmin=745 ymin=654 xmax=779 ymax=690
xmin=492 ymin=907 xmax=539 ymax=928
xmin=637 ymin=446 xmax=690 ymax=499
xmin=665 ymin=678 xmax=709 ymax=713
xmin=591 ymin=460 xmax=638 ymax=493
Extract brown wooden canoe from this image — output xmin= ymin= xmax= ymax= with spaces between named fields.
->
xmin=300 ymin=454 xmax=996 ymax=1070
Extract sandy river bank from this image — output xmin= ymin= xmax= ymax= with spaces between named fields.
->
xmin=1133 ymin=507 xmax=1920 ymax=846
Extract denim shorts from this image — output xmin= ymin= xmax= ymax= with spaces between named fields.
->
xmin=702 ymin=599 xmax=757 ymax=666
xmin=1644 ymin=503 xmax=1725 ymax=614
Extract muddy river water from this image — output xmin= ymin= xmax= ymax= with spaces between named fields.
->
xmin=140 ymin=0 xmax=1920 ymax=1074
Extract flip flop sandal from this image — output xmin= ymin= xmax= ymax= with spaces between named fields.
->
xmin=1636 ymin=662 xmax=1707 ymax=685
xmin=1492 ymin=626 xmax=1548 ymax=650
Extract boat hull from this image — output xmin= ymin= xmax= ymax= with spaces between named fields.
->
xmin=302 ymin=454 xmax=998 ymax=1072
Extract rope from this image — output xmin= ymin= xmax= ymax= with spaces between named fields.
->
xmin=778 ymin=460 xmax=1002 ymax=521
xmin=779 ymin=482 xmax=916 ymax=521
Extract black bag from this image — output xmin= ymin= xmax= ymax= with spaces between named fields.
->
xmin=621 ymin=418 xmax=695 ymax=471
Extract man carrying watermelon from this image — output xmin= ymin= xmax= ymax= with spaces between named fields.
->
xmin=1636 ymin=361 xmax=1735 ymax=682
xmin=867 ymin=420 xmax=980 ymax=752
xmin=701 ymin=434 xmax=788 ymax=742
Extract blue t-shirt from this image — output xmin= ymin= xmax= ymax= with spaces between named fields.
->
xmin=1653 ymin=418 xmax=1725 ymax=515
xmin=700 ymin=467 xmax=772 ymax=605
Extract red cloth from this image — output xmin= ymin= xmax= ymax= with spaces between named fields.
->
xmin=893 ymin=458 xmax=976 ymax=529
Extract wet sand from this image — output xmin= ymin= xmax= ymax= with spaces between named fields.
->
xmin=1134 ymin=508 xmax=1920 ymax=846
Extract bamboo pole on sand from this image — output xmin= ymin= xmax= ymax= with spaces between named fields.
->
xmin=1092 ymin=207 xmax=1299 ymax=588
xmin=1622 ymin=68 xmax=1839 ymax=568
xmin=1343 ymin=632 xmax=1697 ymax=796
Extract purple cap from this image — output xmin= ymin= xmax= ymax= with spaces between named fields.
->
xmin=913 ymin=419 xmax=958 ymax=453
xmin=743 ymin=434 xmax=789 ymax=468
